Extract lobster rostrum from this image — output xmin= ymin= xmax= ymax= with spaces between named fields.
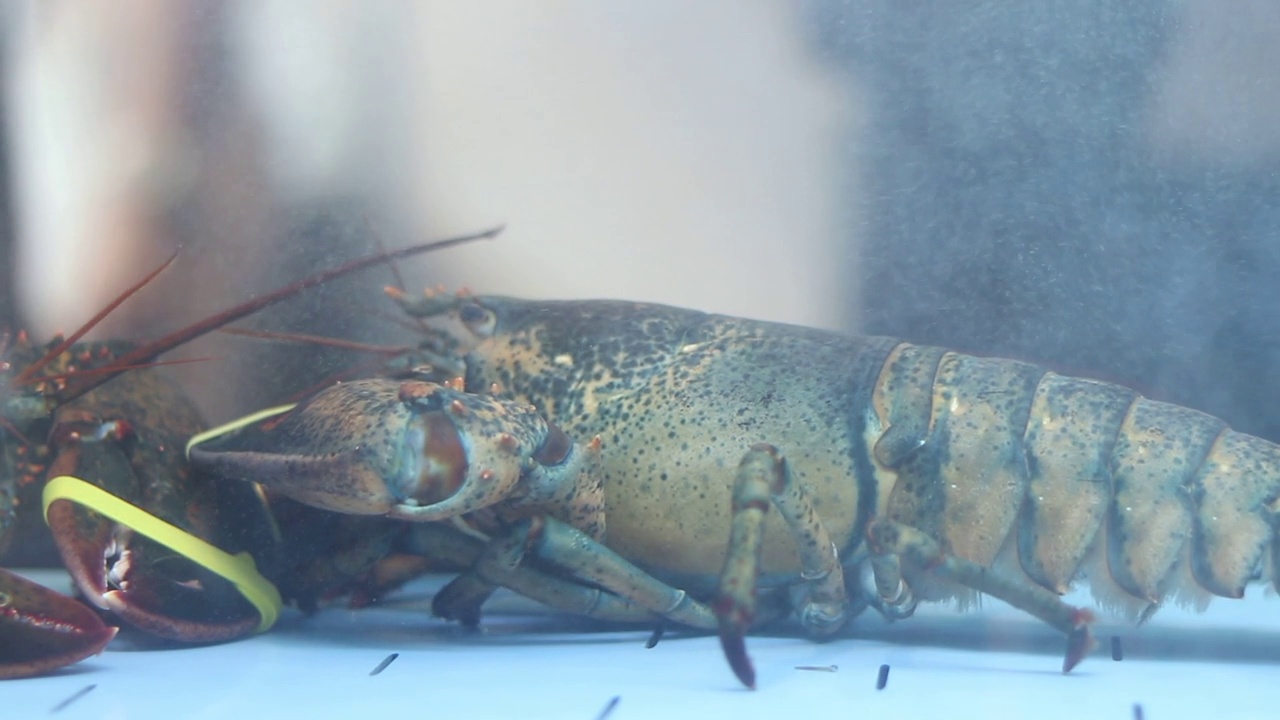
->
xmin=191 ymin=288 xmax=1280 ymax=689
xmin=0 ymin=228 xmax=500 ymax=680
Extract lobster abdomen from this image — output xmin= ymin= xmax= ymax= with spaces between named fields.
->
xmin=870 ymin=341 xmax=1280 ymax=615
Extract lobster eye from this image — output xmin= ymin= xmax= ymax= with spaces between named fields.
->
xmin=532 ymin=422 xmax=572 ymax=467
xmin=400 ymin=382 xmax=446 ymax=412
xmin=457 ymin=302 xmax=496 ymax=338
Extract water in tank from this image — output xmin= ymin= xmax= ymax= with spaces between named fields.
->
xmin=2 ymin=3 xmax=1276 ymax=718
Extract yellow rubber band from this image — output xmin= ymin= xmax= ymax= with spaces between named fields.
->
xmin=185 ymin=403 xmax=298 ymax=459
xmin=42 ymin=475 xmax=283 ymax=633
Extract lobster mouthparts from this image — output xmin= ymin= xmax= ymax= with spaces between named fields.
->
xmin=0 ymin=568 xmax=117 ymax=679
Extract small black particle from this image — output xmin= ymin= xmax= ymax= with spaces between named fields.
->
xmin=51 ymin=684 xmax=96 ymax=713
xmin=876 ymin=664 xmax=890 ymax=690
xmin=1111 ymin=636 xmax=1123 ymax=661
xmin=645 ymin=624 xmax=665 ymax=649
xmin=369 ymin=652 xmax=400 ymax=676
xmin=594 ymin=695 xmax=621 ymax=720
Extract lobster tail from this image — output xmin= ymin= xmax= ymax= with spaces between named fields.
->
xmin=871 ymin=341 xmax=1280 ymax=616
xmin=1034 ymin=390 xmax=1280 ymax=606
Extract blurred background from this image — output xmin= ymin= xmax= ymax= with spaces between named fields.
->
xmin=2 ymin=0 xmax=1278 ymax=443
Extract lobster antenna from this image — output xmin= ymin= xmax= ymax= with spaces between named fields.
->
xmin=15 ymin=254 xmax=177 ymax=386
xmin=365 ymin=215 xmax=431 ymax=335
xmin=32 ymin=356 xmax=212 ymax=385
xmin=219 ymin=326 xmax=413 ymax=356
xmin=57 ymin=225 xmax=503 ymax=402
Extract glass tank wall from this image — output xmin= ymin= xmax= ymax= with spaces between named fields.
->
xmin=3 ymin=3 xmax=1277 ymax=718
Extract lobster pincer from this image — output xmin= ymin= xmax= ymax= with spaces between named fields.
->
xmin=0 ymin=568 xmax=116 ymax=679
xmin=191 ymin=378 xmax=605 ymax=528
xmin=41 ymin=361 xmax=270 ymax=641
xmin=189 ymin=378 xmax=719 ymax=631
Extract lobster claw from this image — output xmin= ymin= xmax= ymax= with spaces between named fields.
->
xmin=0 ymin=567 xmax=117 ymax=679
xmin=42 ymin=376 xmax=272 ymax=643
xmin=190 ymin=378 xmax=601 ymax=532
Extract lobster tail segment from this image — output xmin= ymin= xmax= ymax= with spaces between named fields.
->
xmin=872 ymin=344 xmax=1047 ymax=575
xmin=1023 ymin=377 xmax=1280 ymax=605
xmin=1023 ymin=379 xmax=1280 ymax=604
xmin=1189 ymin=430 xmax=1280 ymax=599
xmin=1019 ymin=374 xmax=1135 ymax=595
xmin=1104 ymin=398 xmax=1226 ymax=603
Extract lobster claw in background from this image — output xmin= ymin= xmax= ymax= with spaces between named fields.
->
xmin=0 ymin=230 xmax=504 ymax=678
xmin=0 ymin=567 xmax=117 ymax=679
xmin=42 ymin=371 xmax=276 ymax=643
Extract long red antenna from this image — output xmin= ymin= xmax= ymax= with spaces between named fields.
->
xmin=55 ymin=225 xmax=502 ymax=402
xmin=14 ymin=254 xmax=177 ymax=386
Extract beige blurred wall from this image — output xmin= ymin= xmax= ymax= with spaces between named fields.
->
xmin=3 ymin=1 xmax=860 ymax=418
xmin=8 ymin=1 xmax=857 ymax=329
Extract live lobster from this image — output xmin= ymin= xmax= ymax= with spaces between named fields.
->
xmin=190 ymin=289 xmax=1280 ymax=689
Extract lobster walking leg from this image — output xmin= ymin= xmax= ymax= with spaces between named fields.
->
xmin=715 ymin=444 xmax=852 ymax=689
xmin=425 ymin=521 xmax=664 ymax=626
xmin=861 ymin=551 xmax=917 ymax=619
xmin=439 ymin=516 xmax=718 ymax=629
xmin=866 ymin=519 xmax=1096 ymax=672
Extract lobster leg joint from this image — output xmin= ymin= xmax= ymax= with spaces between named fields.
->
xmin=858 ymin=552 xmax=917 ymax=620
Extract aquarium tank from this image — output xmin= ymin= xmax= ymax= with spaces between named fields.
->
xmin=3 ymin=3 xmax=1277 ymax=718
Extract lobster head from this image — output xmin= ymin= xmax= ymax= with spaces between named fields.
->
xmin=189 ymin=378 xmax=589 ymax=525
xmin=380 ymin=289 xmax=503 ymax=382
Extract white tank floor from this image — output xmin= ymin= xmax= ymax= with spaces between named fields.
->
xmin=6 ymin=569 xmax=1275 ymax=719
